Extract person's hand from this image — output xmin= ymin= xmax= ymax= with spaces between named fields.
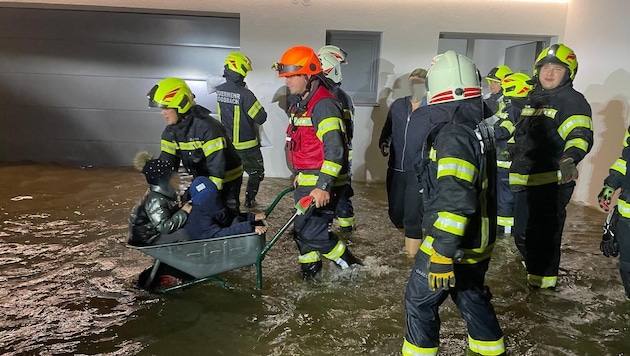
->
xmin=292 ymin=174 xmax=298 ymax=188
xmin=427 ymin=251 xmax=455 ymax=291
xmin=254 ymin=213 xmax=266 ymax=221
xmin=181 ymin=202 xmax=192 ymax=213
xmin=379 ymin=142 xmax=390 ymax=157
xmin=309 ymin=188 xmax=330 ymax=208
xmin=600 ymin=233 xmax=619 ymax=257
xmin=558 ymin=156 xmax=578 ymax=184
xmin=598 ymin=185 xmax=615 ymax=212
xmin=254 ymin=225 xmax=268 ymax=235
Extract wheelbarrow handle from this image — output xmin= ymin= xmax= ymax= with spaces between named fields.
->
xmin=264 ymin=186 xmax=295 ymax=217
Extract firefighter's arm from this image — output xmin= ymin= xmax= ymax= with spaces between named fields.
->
xmin=559 ymin=101 xmax=593 ymax=164
xmin=312 ymin=99 xmax=346 ymax=193
xmin=158 ymin=129 xmax=181 ymax=171
xmin=244 ymin=91 xmax=267 ymax=125
xmin=203 ymin=129 xmax=228 ymax=190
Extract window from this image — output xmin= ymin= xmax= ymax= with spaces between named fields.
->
xmin=326 ymin=30 xmax=381 ymax=106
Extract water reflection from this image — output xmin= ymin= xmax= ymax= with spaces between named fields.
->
xmin=0 ymin=163 xmax=628 ymax=355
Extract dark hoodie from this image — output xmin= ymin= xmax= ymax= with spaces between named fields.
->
xmin=184 ymin=176 xmax=256 ymax=240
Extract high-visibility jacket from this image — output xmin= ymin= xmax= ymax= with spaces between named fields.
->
xmin=159 ymin=105 xmax=243 ymax=190
xmin=508 ymin=82 xmax=593 ymax=187
xmin=418 ymin=99 xmax=497 ymax=261
xmin=286 ymin=83 xmax=348 ymax=192
xmin=330 ymin=84 xmax=355 ymax=143
xmin=604 ymin=126 xmax=630 ymax=218
xmin=216 ymin=72 xmax=267 ymax=151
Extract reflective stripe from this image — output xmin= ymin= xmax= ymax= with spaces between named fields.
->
xmin=509 ymin=170 xmax=560 ymax=186
xmin=458 ymin=244 xmax=494 ymax=264
xmin=497 ymin=216 xmax=514 ymax=227
xmin=338 ymin=216 xmax=355 ymax=228
xmin=299 ymin=251 xmax=321 ymax=263
xmin=420 ymin=235 xmax=435 ymax=255
xmin=209 ymin=176 xmax=223 ymax=190
xmin=437 ymin=157 xmax=477 ymax=183
xmin=521 ymin=107 xmax=557 ymax=119
xmin=348 ymin=149 xmax=353 ymax=162
xmin=499 ymin=120 xmax=515 ymax=134
xmin=434 ymin=211 xmax=467 ymax=237
xmin=248 ymin=100 xmax=263 ymax=118
xmin=429 ymin=147 xmax=436 ymax=161
xmin=618 ymin=200 xmax=630 ymax=218
xmin=316 ymin=117 xmax=344 ymax=140
xmin=323 ymin=240 xmax=346 ymax=260
xmin=231 ymin=106 xmax=259 ymax=149
xmin=527 ymin=273 xmax=557 ymax=288
xmin=202 ymin=137 xmax=226 ymax=157
xmin=225 ymin=165 xmax=243 ymax=182
xmin=564 ymin=137 xmax=589 ymax=152
xmin=402 ymin=338 xmax=438 ymax=356
xmin=297 ymin=172 xmax=348 ymax=187
xmin=161 ymin=139 xmax=177 ymax=155
xmin=611 ymin=158 xmax=627 ymax=175
xmin=624 ymin=130 xmax=630 ymax=148
xmin=234 ymin=139 xmax=258 ymax=150
xmin=321 ymin=160 xmax=342 ymax=177
xmin=468 ymin=335 xmax=505 ymax=356
xmin=292 ymin=117 xmax=312 ymax=126
xmin=507 ymin=136 xmax=515 ymax=144
xmin=557 ymin=114 xmax=593 ymax=140
xmin=497 ymin=160 xmax=511 ymax=169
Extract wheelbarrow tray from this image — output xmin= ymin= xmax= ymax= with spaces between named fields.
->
xmin=129 ymin=232 xmax=265 ymax=279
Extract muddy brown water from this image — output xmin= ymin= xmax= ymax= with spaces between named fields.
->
xmin=0 ymin=163 xmax=628 ymax=355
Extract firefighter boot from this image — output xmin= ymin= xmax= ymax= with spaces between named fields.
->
xmin=301 ymin=261 xmax=322 ymax=280
xmin=244 ymin=191 xmax=257 ymax=209
xmin=333 ymin=249 xmax=362 ymax=270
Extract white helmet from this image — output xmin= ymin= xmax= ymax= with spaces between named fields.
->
xmin=319 ymin=52 xmax=343 ymax=83
xmin=318 ymin=45 xmax=348 ymax=64
xmin=426 ymin=50 xmax=481 ymax=105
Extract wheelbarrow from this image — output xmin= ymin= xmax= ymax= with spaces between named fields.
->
xmin=128 ymin=187 xmax=314 ymax=292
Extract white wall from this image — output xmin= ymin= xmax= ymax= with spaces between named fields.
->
xmin=564 ymin=0 xmax=630 ymax=207
xmin=0 ymin=0 xmax=568 ymax=181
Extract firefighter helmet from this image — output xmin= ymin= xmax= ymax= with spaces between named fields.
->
xmin=501 ymin=72 xmax=533 ymax=98
xmin=426 ymin=50 xmax=481 ymax=105
xmin=318 ymin=45 xmax=348 ymax=64
xmin=272 ymin=46 xmax=322 ymax=77
xmin=486 ymin=65 xmax=512 ymax=83
xmin=319 ymin=52 xmax=343 ymax=83
xmin=534 ymin=43 xmax=578 ymax=80
xmin=147 ymin=78 xmax=195 ymax=114
xmin=225 ymin=52 xmax=252 ymax=77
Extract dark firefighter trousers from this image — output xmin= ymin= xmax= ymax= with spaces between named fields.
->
xmin=386 ymin=168 xmax=424 ymax=239
xmin=336 ymin=182 xmax=355 ymax=230
xmin=513 ymin=182 xmax=574 ymax=288
xmin=497 ymin=167 xmax=515 ymax=233
xmin=404 ymin=251 xmax=504 ymax=355
xmin=613 ymin=216 xmax=630 ymax=299
xmin=238 ymin=147 xmax=265 ymax=201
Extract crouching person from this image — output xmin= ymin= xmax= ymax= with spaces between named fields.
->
xmin=184 ymin=176 xmax=267 ymax=240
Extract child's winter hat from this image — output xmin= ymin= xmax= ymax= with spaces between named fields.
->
xmin=190 ymin=176 xmax=217 ymax=205
xmin=142 ymin=159 xmax=174 ymax=185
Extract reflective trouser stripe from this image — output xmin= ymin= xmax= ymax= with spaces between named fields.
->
xmin=527 ymin=273 xmax=557 ymax=288
xmin=338 ymin=216 xmax=355 ymax=228
xmin=402 ymin=338 xmax=438 ymax=356
xmin=298 ymin=251 xmax=321 ymax=263
xmin=497 ymin=216 xmax=514 ymax=227
xmin=468 ymin=335 xmax=505 ymax=356
xmin=323 ymin=240 xmax=346 ymax=260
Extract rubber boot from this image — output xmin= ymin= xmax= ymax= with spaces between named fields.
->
xmin=405 ymin=237 xmax=421 ymax=258
xmin=301 ymin=261 xmax=322 ymax=280
xmin=333 ymin=249 xmax=362 ymax=270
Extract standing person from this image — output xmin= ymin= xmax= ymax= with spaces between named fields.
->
xmin=507 ymin=43 xmax=593 ymax=289
xmin=402 ymin=51 xmax=505 ymax=356
xmin=483 ymin=65 xmax=512 ymax=121
xmin=318 ymin=45 xmax=356 ymax=233
xmin=272 ymin=45 xmax=361 ymax=280
xmin=147 ymin=77 xmax=243 ymax=215
xmin=494 ymin=72 xmax=533 ymax=235
xmin=378 ymin=68 xmax=428 ymax=258
xmin=597 ymin=126 xmax=630 ymax=301
xmin=216 ymin=52 xmax=268 ymax=209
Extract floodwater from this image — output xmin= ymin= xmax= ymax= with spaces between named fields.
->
xmin=0 ymin=162 xmax=628 ymax=356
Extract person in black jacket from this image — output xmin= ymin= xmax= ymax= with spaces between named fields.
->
xmin=184 ymin=176 xmax=266 ymax=240
xmin=147 ymin=77 xmax=243 ymax=216
xmin=216 ymin=52 xmax=268 ymax=208
xmin=378 ymin=68 xmax=428 ymax=258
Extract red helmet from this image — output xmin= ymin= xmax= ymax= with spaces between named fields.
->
xmin=272 ymin=46 xmax=322 ymax=77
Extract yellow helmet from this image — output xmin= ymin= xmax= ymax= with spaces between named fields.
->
xmin=147 ymin=78 xmax=195 ymax=114
xmin=486 ymin=65 xmax=512 ymax=83
xmin=225 ymin=52 xmax=252 ymax=77
xmin=534 ymin=43 xmax=578 ymax=80
xmin=501 ymin=72 xmax=533 ymax=98
xmin=426 ymin=50 xmax=481 ymax=105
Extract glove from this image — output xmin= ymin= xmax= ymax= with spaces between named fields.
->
xmin=558 ymin=156 xmax=578 ymax=184
xmin=497 ymin=150 xmax=511 ymax=161
xmin=428 ymin=251 xmax=455 ymax=291
xmin=600 ymin=233 xmax=619 ymax=258
xmin=379 ymin=142 xmax=390 ymax=157
xmin=598 ymin=185 xmax=614 ymax=212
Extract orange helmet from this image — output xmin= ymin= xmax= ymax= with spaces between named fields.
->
xmin=272 ymin=45 xmax=322 ymax=77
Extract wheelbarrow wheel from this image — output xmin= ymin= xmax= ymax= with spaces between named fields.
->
xmin=137 ymin=263 xmax=196 ymax=291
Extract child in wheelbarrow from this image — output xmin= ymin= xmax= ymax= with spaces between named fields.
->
xmin=184 ymin=176 xmax=267 ymax=239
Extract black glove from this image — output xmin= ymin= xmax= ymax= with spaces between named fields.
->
xmin=601 ymin=206 xmax=620 ymax=257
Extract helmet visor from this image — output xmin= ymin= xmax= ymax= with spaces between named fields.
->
xmin=272 ymin=62 xmax=303 ymax=75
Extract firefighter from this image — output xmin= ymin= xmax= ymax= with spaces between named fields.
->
xmin=215 ymin=52 xmax=268 ymax=208
xmin=597 ymin=126 xmax=630 ymax=301
xmin=272 ymin=45 xmax=361 ymax=280
xmin=506 ymin=43 xmax=593 ymax=289
xmin=494 ymin=72 xmax=533 ymax=235
xmin=318 ymin=45 xmax=356 ymax=233
xmin=147 ymin=77 xmax=244 ymax=215
xmin=402 ymin=50 xmax=504 ymax=356
xmin=379 ymin=68 xmax=428 ymax=258
xmin=484 ymin=65 xmax=512 ymax=121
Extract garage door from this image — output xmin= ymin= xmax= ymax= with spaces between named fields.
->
xmin=0 ymin=7 xmax=239 ymax=166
